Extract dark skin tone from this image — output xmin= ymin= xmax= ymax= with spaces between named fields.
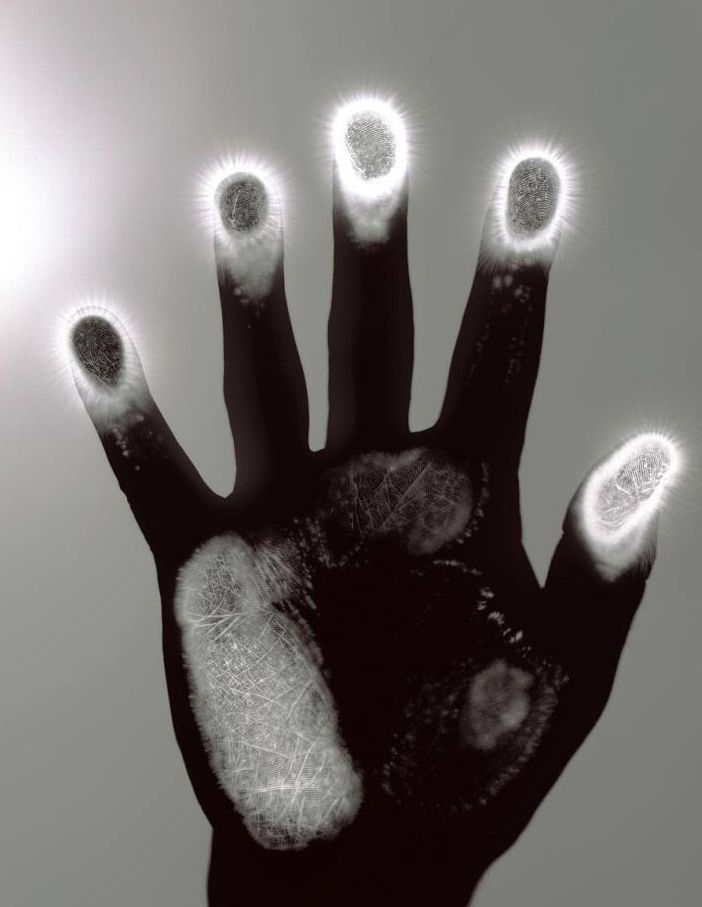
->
xmin=70 ymin=119 xmax=662 ymax=906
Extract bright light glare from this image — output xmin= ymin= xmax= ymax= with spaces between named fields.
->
xmin=0 ymin=157 xmax=47 ymax=292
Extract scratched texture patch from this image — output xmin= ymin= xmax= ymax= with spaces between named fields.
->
xmin=176 ymin=535 xmax=362 ymax=850
xmin=320 ymin=449 xmax=476 ymax=555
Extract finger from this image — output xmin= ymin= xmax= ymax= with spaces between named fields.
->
xmin=326 ymin=97 xmax=413 ymax=452
xmin=438 ymin=147 xmax=573 ymax=465
xmin=213 ymin=166 xmax=309 ymax=495
xmin=69 ymin=307 xmax=216 ymax=557
xmin=537 ymin=432 xmax=681 ymax=671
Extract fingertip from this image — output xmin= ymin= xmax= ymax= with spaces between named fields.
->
xmin=486 ymin=142 xmax=575 ymax=265
xmin=331 ymin=95 xmax=409 ymax=243
xmin=211 ymin=163 xmax=284 ymax=303
xmin=332 ymin=96 xmax=408 ymax=196
xmin=67 ymin=306 xmax=146 ymax=425
xmin=71 ymin=313 xmax=125 ymax=389
xmin=575 ymin=432 xmax=681 ymax=580
xmin=506 ymin=157 xmax=561 ymax=240
xmin=215 ymin=172 xmax=271 ymax=237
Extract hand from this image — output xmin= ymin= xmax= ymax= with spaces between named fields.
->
xmin=68 ymin=96 xmax=678 ymax=907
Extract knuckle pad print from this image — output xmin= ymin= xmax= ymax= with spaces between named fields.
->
xmin=321 ymin=450 xmax=475 ymax=556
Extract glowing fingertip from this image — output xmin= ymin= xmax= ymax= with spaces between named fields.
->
xmin=579 ymin=432 xmax=680 ymax=575
xmin=344 ymin=111 xmax=396 ymax=182
xmin=216 ymin=172 xmax=269 ymax=235
xmin=198 ymin=154 xmax=284 ymax=244
xmin=507 ymin=157 xmax=561 ymax=239
xmin=71 ymin=314 xmax=125 ymax=390
xmin=332 ymin=96 xmax=408 ymax=200
xmin=491 ymin=142 xmax=575 ymax=260
xmin=197 ymin=156 xmax=283 ymax=301
xmin=65 ymin=304 xmax=145 ymax=423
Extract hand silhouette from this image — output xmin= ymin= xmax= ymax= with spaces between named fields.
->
xmin=68 ymin=97 xmax=678 ymax=907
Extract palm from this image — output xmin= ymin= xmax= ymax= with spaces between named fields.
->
xmin=68 ymin=100 xmax=675 ymax=907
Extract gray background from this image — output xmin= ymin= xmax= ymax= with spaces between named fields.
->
xmin=2 ymin=1 xmax=701 ymax=904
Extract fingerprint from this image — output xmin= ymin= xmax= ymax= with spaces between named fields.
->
xmin=507 ymin=157 xmax=560 ymax=238
xmin=71 ymin=315 xmax=124 ymax=389
xmin=344 ymin=111 xmax=397 ymax=182
xmin=218 ymin=173 xmax=269 ymax=233
xmin=595 ymin=437 xmax=673 ymax=532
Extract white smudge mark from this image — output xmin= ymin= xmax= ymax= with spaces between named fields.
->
xmin=461 ymin=659 xmax=532 ymax=751
xmin=175 ymin=534 xmax=362 ymax=849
